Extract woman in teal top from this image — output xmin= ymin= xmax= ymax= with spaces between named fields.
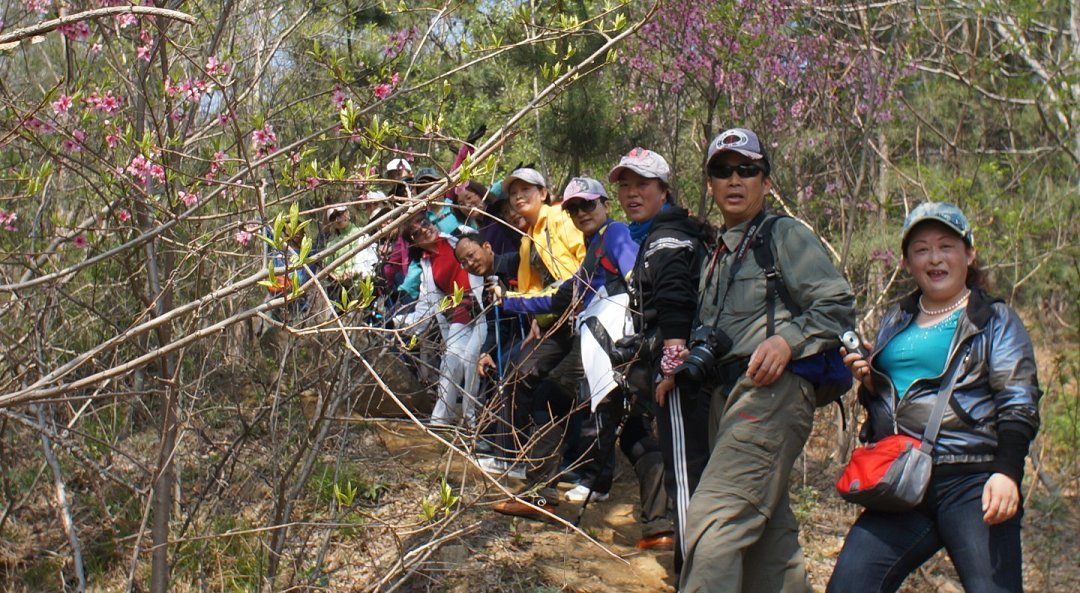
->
xmin=829 ymin=203 xmax=1041 ymax=593
xmin=875 ymin=308 xmax=962 ymax=399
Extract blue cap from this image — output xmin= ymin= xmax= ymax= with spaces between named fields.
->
xmin=901 ymin=202 xmax=974 ymax=248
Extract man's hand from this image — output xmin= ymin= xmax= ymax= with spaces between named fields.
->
xmin=477 ymin=353 xmax=496 ymax=377
xmin=746 ymin=335 xmax=792 ymax=386
xmin=982 ymin=473 xmax=1020 ymax=525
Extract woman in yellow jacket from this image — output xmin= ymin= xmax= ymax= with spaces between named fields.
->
xmin=486 ymin=167 xmax=588 ymax=518
xmin=504 ymin=167 xmax=586 ymax=294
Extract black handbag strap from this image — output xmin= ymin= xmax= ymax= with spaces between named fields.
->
xmin=919 ymin=341 xmax=972 ymax=452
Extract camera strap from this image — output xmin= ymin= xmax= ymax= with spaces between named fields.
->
xmin=699 ymin=209 xmax=770 ymax=318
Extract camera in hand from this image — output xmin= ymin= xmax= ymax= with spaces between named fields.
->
xmin=840 ymin=330 xmax=868 ymax=357
xmin=674 ymin=326 xmax=733 ymax=391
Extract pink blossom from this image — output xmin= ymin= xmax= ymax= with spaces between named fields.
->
xmin=85 ymin=90 xmax=124 ymax=114
xmin=89 ymin=43 xmax=103 ymax=55
xmin=251 ymin=123 xmax=277 ymax=154
xmin=390 ymin=72 xmax=400 ymax=85
xmin=207 ymin=151 xmax=226 ymax=178
xmin=73 ymin=235 xmax=88 ymax=249
xmin=139 ymin=29 xmax=152 ymax=44
xmin=288 ymin=152 xmax=301 ymax=165
xmin=62 ymin=138 xmax=82 ymax=152
xmin=52 ymin=95 xmax=73 ymax=114
xmin=117 ymin=209 xmax=131 ymax=222
xmin=331 ymin=88 xmax=347 ymax=109
xmin=205 ymin=56 xmax=230 ymax=75
xmin=58 ymin=21 xmax=91 ymax=42
xmin=179 ymin=191 xmax=200 ymax=206
xmin=170 ymin=109 xmax=185 ymax=122
xmin=24 ymin=116 xmax=53 ymax=133
xmin=218 ymin=111 xmax=235 ymax=126
xmin=105 ymin=133 xmax=119 ymax=148
xmin=116 ymin=13 xmax=137 ymax=28
xmin=72 ymin=128 xmax=86 ymax=142
xmin=0 ymin=210 xmax=17 ymax=232
xmin=235 ymin=229 xmax=252 ymax=246
xmin=25 ymin=0 xmax=50 ymax=15
xmin=306 ymin=177 xmax=320 ymax=190
xmin=136 ymin=45 xmax=152 ymax=62
xmin=126 ymin=153 xmax=166 ymax=186
xmin=373 ymin=83 xmax=392 ymax=100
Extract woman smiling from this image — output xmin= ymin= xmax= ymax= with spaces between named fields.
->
xmin=828 ymin=202 xmax=1041 ymax=593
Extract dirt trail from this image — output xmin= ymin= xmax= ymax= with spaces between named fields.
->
xmin=371 ymin=417 xmax=1079 ymax=592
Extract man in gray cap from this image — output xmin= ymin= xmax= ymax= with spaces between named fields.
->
xmin=678 ymin=128 xmax=855 ymax=593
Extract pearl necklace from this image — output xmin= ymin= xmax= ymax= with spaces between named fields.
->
xmin=919 ymin=289 xmax=971 ymax=316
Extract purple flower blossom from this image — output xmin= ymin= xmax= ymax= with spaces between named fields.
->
xmin=331 ymin=87 xmax=347 ymax=109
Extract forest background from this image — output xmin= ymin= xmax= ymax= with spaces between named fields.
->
xmin=0 ymin=0 xmax=1077 ymax=592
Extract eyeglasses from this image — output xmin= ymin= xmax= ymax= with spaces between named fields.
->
xmin=563 ymin=199 xmax=601 ymax=216
xmin=708 ymin=163 xmax=764 ymax=179
xmin=404 ymin=217 xmax=433 ymax=242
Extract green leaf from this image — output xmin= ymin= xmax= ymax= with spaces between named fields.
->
xmin=334 ymin=481 xmax=358 ymax=507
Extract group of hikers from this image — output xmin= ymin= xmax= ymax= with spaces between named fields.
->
xmin=272 ymin=126 xmax=1042 ymax=593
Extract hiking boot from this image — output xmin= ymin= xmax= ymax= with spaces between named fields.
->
xmin=636 ymin=532 xmax=675 ymax=550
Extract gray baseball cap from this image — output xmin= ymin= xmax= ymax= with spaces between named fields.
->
xmin=607 ymin=148 xmax=670 ymax=184
xmin=901 ymin=202 xmax=974 ymax=248
xmin=707 ymin=128 xmax=770 ymax=173
xmin=562 ymin=176 xmax=608 ymax=202
xmin=503 ymin=167 xmax=547 ymax=190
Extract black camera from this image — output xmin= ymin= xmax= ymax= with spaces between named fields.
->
xmin=608 ymin=334 xmax=643 ymax=366
xmin=673 ymin=326 xmax=733 ymax=391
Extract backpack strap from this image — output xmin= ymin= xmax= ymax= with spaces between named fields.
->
xmin=752 ymin=214 xmax=799 ymax=336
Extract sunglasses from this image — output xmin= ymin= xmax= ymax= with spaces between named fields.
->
xmin=708 ymin=163 xmax=765 ymax=179
xmin=563 ymin=199 xmax=602 ymax=216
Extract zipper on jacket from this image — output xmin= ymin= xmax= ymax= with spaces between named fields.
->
xmin=893 ymin=337 xmax=971 ymax=436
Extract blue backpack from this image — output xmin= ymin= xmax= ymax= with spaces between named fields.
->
xmin=753 ymin=216 xmax=853 ymax=409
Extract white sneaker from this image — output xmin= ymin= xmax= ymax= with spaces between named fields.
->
xmin=565 ymin=484 xmax=609 ymax=502
xmin=477 ymin=457 xmax=525 ymax=479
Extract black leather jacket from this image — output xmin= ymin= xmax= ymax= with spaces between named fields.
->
xmin=859 ymin=289 xmax=1041 ymax=479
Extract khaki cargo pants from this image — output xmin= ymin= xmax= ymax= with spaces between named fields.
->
xmin=679 ymin=371 xmax=815 ymax=593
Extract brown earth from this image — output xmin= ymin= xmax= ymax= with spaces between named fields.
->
xmin=361 ymin=410 xmax=1080 ymax=593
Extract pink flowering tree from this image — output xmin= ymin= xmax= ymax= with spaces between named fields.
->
xmin=0 ymin=1 xmax=651 ymax=591
xmin=618 ymin=1 xmax=906 ymax=232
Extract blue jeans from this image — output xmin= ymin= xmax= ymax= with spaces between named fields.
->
xmin=827 ymin=471 xmax=1023 ymax=593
